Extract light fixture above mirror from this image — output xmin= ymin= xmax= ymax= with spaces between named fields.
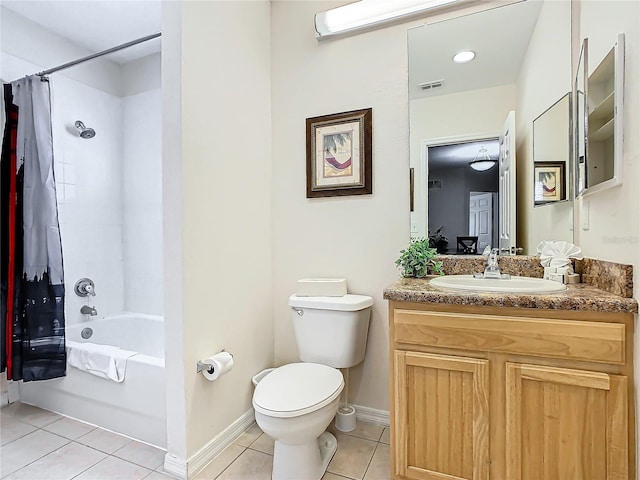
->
xmin=315 ymin=0 xmax=463 ymax=39
xmin=469 ymin=146 xmax=496 ymax=171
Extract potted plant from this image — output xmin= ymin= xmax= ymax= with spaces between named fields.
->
xmin=395 ymin=238 xmax=444 ymax=277
xmin=428 ymin=226 xmax=449 ymax=254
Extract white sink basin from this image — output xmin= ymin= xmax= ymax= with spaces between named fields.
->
xmin=429 ymin=275 xmax=567 ymax=294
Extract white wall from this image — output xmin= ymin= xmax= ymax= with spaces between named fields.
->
xmin=516 ymin=0 xmax=573 ymax=254
xmin=0 ymin=7 xmax=121 ymax=96
xmin=409 ymin=84 xmax=517 ymax=239
xmin=163 ymin=0 xmax=273 ymax=463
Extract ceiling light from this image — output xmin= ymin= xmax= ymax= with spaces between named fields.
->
xmin=469 ymin=146 xmax=496 ymax=171
xmin=453 ymin=50 xmax=475 ymax=63
xmin=315 ymin=0 xmax=463 ymax=39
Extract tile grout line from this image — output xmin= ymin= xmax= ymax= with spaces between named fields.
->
xmin=2 ymin=426 xmax=73 ymax=478
xmin=213 ymin=445 xmax=248 ymax=480
xmin=359 ymin=441 xmax=382 ymax=480
xmin=68 ymin=453 xmax=110 ymax=480
xmin=4 ymin=422 xmax=158 ymax=480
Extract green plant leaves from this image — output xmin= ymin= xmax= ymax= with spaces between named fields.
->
xmin=395 ymin=238 xmax=444 ymax=277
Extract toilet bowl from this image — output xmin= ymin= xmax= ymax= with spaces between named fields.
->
xmin=252 ymin=292 xmax=373 ymax=480
xmin=253 ymin=363 xmax=344 ymax=480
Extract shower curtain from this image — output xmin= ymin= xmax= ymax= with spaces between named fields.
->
xmin=1 ymin=76 xmax=66 ymax=381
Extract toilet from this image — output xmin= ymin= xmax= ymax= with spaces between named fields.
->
xmin=252 ymin=293 xmax=373 ymax=480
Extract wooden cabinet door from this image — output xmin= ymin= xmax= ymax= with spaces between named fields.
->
xmin=394 ymin=351 xmax=489 ymax=480
xmin=505 ymin=363 xmax=628 ymax=480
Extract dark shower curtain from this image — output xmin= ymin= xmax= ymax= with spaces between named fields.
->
xmin=1 ymin=77 xmax=66 ymax=382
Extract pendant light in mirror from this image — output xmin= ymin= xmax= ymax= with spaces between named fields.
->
xmin=469 ymin=145 xmax=496 ymax=171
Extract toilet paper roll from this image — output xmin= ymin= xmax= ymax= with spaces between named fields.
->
xmin=201 ymin=352 xmax=234 ymax=381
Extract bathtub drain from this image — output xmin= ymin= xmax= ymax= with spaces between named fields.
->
xmin=81 ymin=327 xmax=93 ymax=339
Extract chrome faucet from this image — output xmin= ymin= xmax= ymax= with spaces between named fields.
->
xmin=483 ymin=248 xmax=502 ymax=279
xmin=81 ymin=305 xmax=97 ymax=316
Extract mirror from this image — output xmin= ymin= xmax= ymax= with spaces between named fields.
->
xmin=408 ymin=0 xmax=573 ymax=255
xmin=533 ymin=93 xmax=571 ymax=206
xmin=575 ymin=40 xmax=587 ymax=195
xmin=575 ymin=34 xmax=625 ymax=197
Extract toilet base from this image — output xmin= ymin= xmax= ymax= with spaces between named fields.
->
xmin=272 ymin=431 xmax=338 ymax=480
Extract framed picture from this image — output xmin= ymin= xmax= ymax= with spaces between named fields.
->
xmin=534 ymin=161 xmax=565 ymax=205
xmin=306 ymin=108 xmax=372 ymax=198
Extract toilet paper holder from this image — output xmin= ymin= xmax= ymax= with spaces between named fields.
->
xmin=196 ymin=350 xmax=233 ymax=374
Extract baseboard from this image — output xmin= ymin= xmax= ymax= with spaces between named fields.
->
xmin=352 ymin=404 xmax=390 ymax=427
xmin=163 ymin=408 xmax=255 ymax=479
xmin=163 ymin=454 xmax=187 ymax=479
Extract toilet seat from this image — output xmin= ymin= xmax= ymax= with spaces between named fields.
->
xmin=253 ymin=363 xmax=344 ymax=418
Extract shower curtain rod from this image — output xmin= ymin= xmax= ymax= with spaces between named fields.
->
xmin=35 ymin=32 xmax=161 ymax=77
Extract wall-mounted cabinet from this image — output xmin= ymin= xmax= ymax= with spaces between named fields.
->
xmin=575 ymin=34 xmax=625 ymax=197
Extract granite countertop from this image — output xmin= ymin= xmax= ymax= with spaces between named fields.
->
xmin=384 ymin=277 xmax=638 ymax=313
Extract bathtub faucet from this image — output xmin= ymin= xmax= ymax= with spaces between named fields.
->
xmin=81 ymin=305 xmax=97 ymax=316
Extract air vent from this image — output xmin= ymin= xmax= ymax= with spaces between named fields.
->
xmin=418 ymin=79 xmax=444 ymax=90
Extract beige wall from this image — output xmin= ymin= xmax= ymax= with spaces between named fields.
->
xmin=573 ymin=0 xmax=640 ymax=289
xmin=163 ymin=0 xmax=274 ymax=463
xmin=270 ymin=0 xmax=516 ymax=412
xmin=163 ymin=0 xmax=640 ymax=468
xmin=516 ymin=0 xmax=573 ymax=254
xmin=572 ymin=1 xmax=640 ymax=469
xmin=409 ymin=84 xmax=517 ymax=239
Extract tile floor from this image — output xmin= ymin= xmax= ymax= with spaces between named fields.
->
xmin=195 ymin=419 xmax=390 ymax=480
xmin=1 ymin=402 xmax=390 ymax=480
xmin=0 ymin=403 xmax=171 ymax=480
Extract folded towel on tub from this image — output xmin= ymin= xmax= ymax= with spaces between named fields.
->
xmin=66 ymin=342 xmax=138 ymax=383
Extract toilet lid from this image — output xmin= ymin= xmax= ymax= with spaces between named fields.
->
xmin=253 ymin=363 xmax=344 ymax=418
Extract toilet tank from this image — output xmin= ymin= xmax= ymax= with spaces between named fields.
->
xmin=288 ymin=294 xmax=373 ymax=369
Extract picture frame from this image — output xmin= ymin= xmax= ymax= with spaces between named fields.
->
xmin=534 ymin=161 xmax=565 ymax=205
xmin=306 ymin=108 xmax=372 ymax=198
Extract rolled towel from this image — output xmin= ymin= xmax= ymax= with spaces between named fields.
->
xmin=537 ymin=240 xmax=582 ymax=268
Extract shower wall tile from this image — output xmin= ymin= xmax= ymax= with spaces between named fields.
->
xmin=122 ymin=88 xmax=163 ymax=315
xmin=48 ymin=76 xmax=125 ymax=324
xmin=64 ymin=184 xmax=76 ymax=201
xmin=63 ymin=163 xmax=76 ymax=185
xmin=3 ymin=52 xmax=162 ymax=325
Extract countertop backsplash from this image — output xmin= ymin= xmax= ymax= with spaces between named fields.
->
xmin=435 ymin=254 xmax=633 ymax=298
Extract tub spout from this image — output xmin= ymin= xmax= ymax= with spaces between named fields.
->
xmin=81 ymin=305 xmax=97 ymax=316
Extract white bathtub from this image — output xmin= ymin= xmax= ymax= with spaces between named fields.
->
xmin=19 ymin=313 xmax=166 ymax=447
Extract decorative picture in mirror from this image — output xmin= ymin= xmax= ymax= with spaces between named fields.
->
xmin=534 ymin=162 xmax=565 ymax=205
xmin=533 ymin=93 xmax=571 ymax=206
xmin=575 ymin=33 xmax=625 ymax=197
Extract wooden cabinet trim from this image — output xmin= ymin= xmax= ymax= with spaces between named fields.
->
xmin=505 ymin=363 xmax=628 ymax=479
xmin=517 ymin=363 xmax=611 ymax=390
xmin=405 ymin=351 xmax=486 ymax=373
xmin=607 ymin=375 xmax=629 ymax=479
xmin=394 ymin=350 xmax=489 ymax=480
xmin=395 ymin=309 xmax=625 ymax=364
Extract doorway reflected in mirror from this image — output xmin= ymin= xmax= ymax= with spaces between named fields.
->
xmin=427 ymin=139 xmax=499 ymax=255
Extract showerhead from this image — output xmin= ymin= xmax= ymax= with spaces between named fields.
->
xmin=75 ymin=120 xmax=96 ymax=139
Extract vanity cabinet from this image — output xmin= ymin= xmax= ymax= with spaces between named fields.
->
xmin=389 ymin=302 xmax=635 ymax=480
